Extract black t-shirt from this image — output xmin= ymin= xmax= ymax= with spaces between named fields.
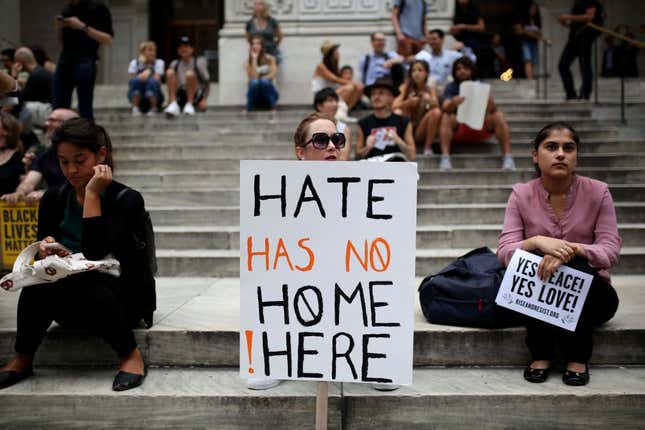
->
xmin=31 ymin=147 xmax=66 ymax=187
xmin=358 ymin=113 xmax=410 ymax=158
xmin=22 ymin=65 xmax=53 ymax=103
xmin=60 ymin=0 xmax=114 ymax=61
xmin=453 ymin=2 xmax=482 ymax=42
xmin=0 ymin=151 xmax=25 ymax=195
xmin=569 ymin=0 xmax=603 ymax=40
xmin=442 ymin=81 xmax=461 ymax=100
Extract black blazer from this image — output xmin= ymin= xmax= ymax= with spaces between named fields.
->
xmin=37 ymin=180 xmax=156 ymax=321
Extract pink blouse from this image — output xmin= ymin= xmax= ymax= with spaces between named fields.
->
xmin=497 ymin=175 xmax=622 ymax=280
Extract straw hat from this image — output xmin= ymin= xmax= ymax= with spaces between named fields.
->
xmin=320 ymin=41 xmax=340 ymax=56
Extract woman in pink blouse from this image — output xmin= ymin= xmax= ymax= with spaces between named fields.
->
xmin=497 ymin=122 xmax=621 ymax=386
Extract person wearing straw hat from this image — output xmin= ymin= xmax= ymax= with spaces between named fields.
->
xmin=312 ymin=41 xmax=363 ymax=123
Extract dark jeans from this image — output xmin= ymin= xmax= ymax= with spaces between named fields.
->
xmin=246 ymin=79 xmax=279 ymax=110
xmin=15 ymin=272 xmax=138 ymax=359
xmin=53 ymin=58 xmax=97 ymax=119
xmin=127 ymin=77 xmax=165 ymax=111
xmin=525 ymin=258 xmax=619 ymax=364
xmin=559 ymin=37 xmax=594 ymax=99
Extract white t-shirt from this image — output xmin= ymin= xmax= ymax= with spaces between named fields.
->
xmin=128 ymin=58 xmax=165 ymax=76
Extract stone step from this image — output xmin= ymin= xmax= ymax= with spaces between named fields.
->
xmin=97 ymin=115 xmax=605 ymax=131
xmin=2 ymin=367 xmax=643 ymax=429
xmin=152 ymin=248 xmax=644 ymax=277
xmin=111 ymin=138 xmax=644 ymax=158
xmin=116 ymin=168 xmax=645 ymax=188
xmin=139 ymin=184 xmax=645 ymax=206
xmin=148 ymin=202 xmax=645 ymax=226
xmin=115 ymin=153 xmax=645 ymax=171
xmin=0 ymin=277 xmax=642 ymax=368
xmin=107 ymin=127 xmax=617 ymax=143
xmin=154 ymin=224 xmax=645 ymax=250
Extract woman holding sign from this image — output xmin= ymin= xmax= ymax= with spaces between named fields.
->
xmin=0 ymin=118 xmax=154 ymax=391
xmin=497 ymin=122 xmax=621 ymax=386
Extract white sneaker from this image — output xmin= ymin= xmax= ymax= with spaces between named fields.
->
xmin=335 ymin=100 xmax=358 ymax=123
xmin=247 ymin=378 xmax=281 ymax=390
xmin=183 ymin=102 xmax=196 ymax=115
xmin=146 ymin=109 xmax=157 ymax=117
xmin=164 ymin=101 xmax=180 ymax=116
xmin=131 ymin=106 xmax=142 ymax=116
xmin=439 ymin=155 xmax=453 ymax=171
xmin=502 ymin=154 xmax=516 ymax=171
xmin=372 ymin=383 xmax=401 ymax=391
xmin=423 ymin=148 xmax=434 ymax=155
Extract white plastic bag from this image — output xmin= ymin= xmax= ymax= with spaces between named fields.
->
xmin=0 ymin=242 xmax=120 ymax=292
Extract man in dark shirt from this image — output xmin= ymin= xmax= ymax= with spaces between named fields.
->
xmin=53 ymin=0 xmax=113 ymax=119
xmin=450 ymin=0 xmax=486 ymax=51
xmin=558 ymin=0 xmax=603 ymax=100
xmin=356 ymin=77 xmax=415 ymax=161
xmin=13 ymin=47 xmax=53 ymax=104
xmin=439 ymin=57 xmax=515 ymax=171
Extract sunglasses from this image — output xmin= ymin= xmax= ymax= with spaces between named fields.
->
xmin=305 ymin=132 xmax=346 ymax=150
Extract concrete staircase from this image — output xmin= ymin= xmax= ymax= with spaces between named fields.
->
xmin=1 ymin=96 xmax=644 ymax=428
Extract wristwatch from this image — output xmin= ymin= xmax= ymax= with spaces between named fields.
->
xmin=82 ymin=24 xmax=89 ymax=33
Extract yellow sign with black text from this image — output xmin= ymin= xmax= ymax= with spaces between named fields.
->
xmin=0 ymin=202 xmax=39 ymax=269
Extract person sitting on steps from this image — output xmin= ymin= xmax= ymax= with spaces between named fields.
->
xmin=497 ymin=122 xmax=621 ymax=387
xmin=164 ymin=36 xmax=210 ymax=116
xmin=0 ymin=118 xmax=155 ymax=392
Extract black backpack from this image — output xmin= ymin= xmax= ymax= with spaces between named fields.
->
xmin=418 ymin=247 xmax=524 ymax=328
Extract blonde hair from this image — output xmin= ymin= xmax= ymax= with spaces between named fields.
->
xmin=14 ymin=47 xmax=36 ymax=67
xmin=138 ymin=41 xmax=157 ymax=64
xmin=254 ymin=0 xmax=271 ymax=19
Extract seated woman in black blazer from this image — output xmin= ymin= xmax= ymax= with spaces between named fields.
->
xmin=0 ymin=118 xmax=155 ymax=391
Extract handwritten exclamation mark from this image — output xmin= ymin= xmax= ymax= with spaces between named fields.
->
xmin=245 ymin=330 xmax=254 ymax=374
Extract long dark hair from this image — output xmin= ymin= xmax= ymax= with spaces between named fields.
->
xmin=248 ymin=36 xmax=268 ymax=67
xmin=403 ymin=60 xmax=430 ymax=100
xmin=532 ymin=122 xmax=580 ymax=176
xmin=51 ymin=118 xmax=114 ymax=169
xmin=522 ymin=1 xmax=542 ymax=28
xmin=322 ymin=47 xmax=339 ymax=76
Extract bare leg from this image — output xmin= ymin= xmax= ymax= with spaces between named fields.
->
xmin=525 ymin=61 xmax=534 ymax=80
xmin=119 ymin=347 xmax=145 ymax=375
xmin=420 ymin=107 xmax=441 ymax=152
xmin=148 ymin=95 xmax=157 ymax=109
xmin=131 ymin=94 xmax=141 ymax=107
xmin=184 ymin=70 xmax=198 ymax=104
xmin=1 ymin=352 xmax=34 ymax=373
xmin=486 ymin=110 xmax=512 ymax=155
xmin=165 ymin=69 xmax=178 ymax=103
xmin=439 ymin=113 xmax=458 ymax=155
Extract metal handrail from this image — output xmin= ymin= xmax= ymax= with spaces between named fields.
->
xmin=586 ymin=23 xmax=645 ymax=124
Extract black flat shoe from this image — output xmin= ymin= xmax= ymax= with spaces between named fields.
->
xmin=523 ymin=366 xmax=551 ymax=383
xmin=563 ymin=365 xmax=589 ymax=386
xmin=0 ymin=368 xmax=33 ymax=389
xmin=112 ymin=367 xmax=147 ymax=392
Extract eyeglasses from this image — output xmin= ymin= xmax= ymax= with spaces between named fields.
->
xmin=305 ymin=132 xmax=346 ymax=149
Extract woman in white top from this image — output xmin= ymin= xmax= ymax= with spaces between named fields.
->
xmin=244 ymin=36 xmax=279 ymax=111
xmin=127 ymin=41 xmax=165 ymax=116
xmin=312 ymin=41 xmax=363 ymax=123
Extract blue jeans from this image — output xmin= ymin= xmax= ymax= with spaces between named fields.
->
xmin=246 ymin=79 xmax=279 ymax=110
xmin=53 ymin=58 xmax=97 ymax=119
xmin=127 ymin=77 xmax=165 ymax=108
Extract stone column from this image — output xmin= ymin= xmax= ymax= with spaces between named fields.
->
xmin=218 ymin=0 xmax=455 ymax=105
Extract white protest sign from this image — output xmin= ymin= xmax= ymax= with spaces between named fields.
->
xmin=495 ymin=249 xmax=593 ymax=331
xmin=457 ymin=81 xmax=490 ymax=130
xmin=240 ymin=161 xmax=417 ymax=385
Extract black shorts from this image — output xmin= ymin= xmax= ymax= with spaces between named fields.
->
xmin=176 ymin=85 xmax=205 ymax=107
